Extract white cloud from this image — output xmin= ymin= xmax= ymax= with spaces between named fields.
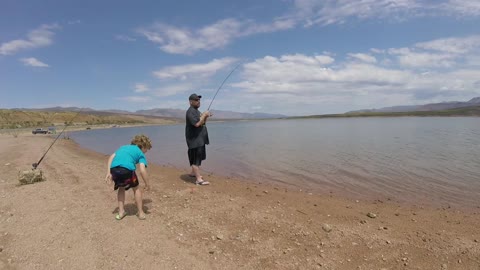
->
xmin=134 ymin=83 xmax=149 ymax=93
xmin=222 ymin=34 xmax=480 ymax=114
xmin=115 ymin=35 xmax=136 ymax=42
xmin=415 ymin=35 xmax=480 ymax=54
xmin=152 ymin=83 xmax=195 ymax=97
xmin=136 ymin=1 xmax=480 ymax=56
xmin=118 ymin=96 xmax=151 ymax=103
xmin=0 ymin=24 xmax=60 ymax=55
xmin=389 ymin=48 xmax=456 ymax=68
xmin=440 ymin=0 xmax=480 ymax=16
xmin=291 ymin=0 xmax=480 ymax=27
xmin=20 ymin=57 xmax=49 ymax=67
xmin=138 ymin=18 xmax=295 ymax=55
xmin=348 ymin=53 xmax=377 ymax=63
xmin=386 ymin=36 xmax=480 ymax=68
xmin=293 ymin=0 xmax=421 ymax=27
xmin=67 ymin=20 xmax=81 ymax=25
xmin=153 ymin=57 xmax=238 ymax=80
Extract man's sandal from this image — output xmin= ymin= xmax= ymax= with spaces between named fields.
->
xmin=195 ymin=180 xmax=210 ymax=185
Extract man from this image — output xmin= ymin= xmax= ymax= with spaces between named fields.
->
xmin=185 ymin=93 xmax=211 ymax=185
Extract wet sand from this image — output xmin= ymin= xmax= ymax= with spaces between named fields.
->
xmin=1 ymin=134 xmax=480 ymax=269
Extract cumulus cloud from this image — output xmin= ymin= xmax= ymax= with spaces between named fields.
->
xmin=415 ymin=35 xmax=480 ymax=54
xmin=386 ymin=35 xmax=480 ymax=68
xmin=0 ymin=24 xmax=60 ymax=55
xmin=225 ymin=34 xmax=480 ymax=114
xmin=20 ymin=57 xmax=49 ymax=67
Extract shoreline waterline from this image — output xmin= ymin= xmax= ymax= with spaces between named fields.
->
xmin=68 ymin=117 xmax=480 ymax=210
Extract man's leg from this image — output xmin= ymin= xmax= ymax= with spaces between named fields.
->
xmin=191 ymin=164 xmax=202 ymax=182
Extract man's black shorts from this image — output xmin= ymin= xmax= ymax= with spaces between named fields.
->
xmin=188 ymin=145 xmax=206 ymax=166
xmin=110 ymin=166 xmax=139 ymax=190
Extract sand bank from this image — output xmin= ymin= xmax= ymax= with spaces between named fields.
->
xmin=0 ymin=134 xmax=479 ymax=269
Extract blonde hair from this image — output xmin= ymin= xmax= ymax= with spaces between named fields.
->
xmin=131 ymin=134 xmax=152 ymax=150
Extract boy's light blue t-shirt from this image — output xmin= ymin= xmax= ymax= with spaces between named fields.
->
xmin=110 ymin=145 xmax=148 ymax=171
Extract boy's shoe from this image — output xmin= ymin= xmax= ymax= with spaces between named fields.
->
xmin=115 ymin=212 xmax=127 ymax=220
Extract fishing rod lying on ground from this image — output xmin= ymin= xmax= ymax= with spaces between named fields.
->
xmin=32 ymin=110 xmax=85 ymax=169
xmin=207 ymin=62 xmax=242 ymax=111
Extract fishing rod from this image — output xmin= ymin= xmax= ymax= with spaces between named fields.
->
xmin=32 ymin=109 xmax=85 ymax=169
xmin=207 ymin=62 xmax=242 ymax=111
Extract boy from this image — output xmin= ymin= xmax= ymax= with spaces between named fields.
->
xmin=105 ymin=134 xmax=152 ymax=220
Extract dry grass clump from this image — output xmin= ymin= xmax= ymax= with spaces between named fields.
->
xmin=18 ymin=169 xmax=46 ymax=185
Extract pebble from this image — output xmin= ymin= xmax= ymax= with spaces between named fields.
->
xmin=367 ymin=212 xmax=377 ymax=218
xmin=322 ymin=224 xmax=332 ymax=232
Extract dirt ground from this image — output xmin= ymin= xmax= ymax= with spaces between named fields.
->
xmin=0 ymin=134 xmax=479 ymax=270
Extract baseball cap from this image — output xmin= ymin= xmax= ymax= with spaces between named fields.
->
xmin=189 ymin=93 xmax=202 ymax=100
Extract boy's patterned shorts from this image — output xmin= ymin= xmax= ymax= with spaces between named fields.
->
xmin=110 ymin=167 xmax=139 ymax=190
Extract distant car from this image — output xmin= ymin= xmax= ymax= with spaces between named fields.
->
xmin=32 ymin=128 xmax=48 ymax=134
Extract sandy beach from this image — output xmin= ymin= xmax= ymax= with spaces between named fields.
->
xmin=1 ymin=134 xmax=479 ymax=270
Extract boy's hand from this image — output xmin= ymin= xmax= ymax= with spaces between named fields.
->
xmin=144 ymin=184 xmax=151 ymax=192
xmin=105 ymin=173 xmax=112 ymax=183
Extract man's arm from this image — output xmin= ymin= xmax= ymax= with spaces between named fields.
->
xmin=194 ymin=111 xmax=211 ymax=127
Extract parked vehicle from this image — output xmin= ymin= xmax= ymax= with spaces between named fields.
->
xmin=32 ymin=128 xmax=48 ymax=134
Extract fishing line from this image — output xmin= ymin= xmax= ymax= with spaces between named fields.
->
xmin=32 ymin=109 xmax=85 ymax=169
xmin=207 ymin=62 xmax=242 ymax=111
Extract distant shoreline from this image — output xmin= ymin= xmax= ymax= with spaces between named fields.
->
xmin=289 ymin=105 xmax=480 ymax=119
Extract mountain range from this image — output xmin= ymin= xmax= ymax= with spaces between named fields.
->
xmin=15 ymin=107 xmax=286 ymax=120
xmin=347 ymin=97 xmax=480 ymax=114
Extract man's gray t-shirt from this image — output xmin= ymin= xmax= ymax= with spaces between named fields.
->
xmin=185 ymin=106 xmax=209 ymax=149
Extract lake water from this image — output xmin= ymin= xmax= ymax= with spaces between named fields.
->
xmin=70 ymin=117 xmax=480 ymax=208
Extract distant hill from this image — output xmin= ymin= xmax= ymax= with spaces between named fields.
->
xmin=0 ymin=106 xmax=285 ymax=129
xmin=348 ymin=97 xmax=480 ymax=113
xmin=13 ymin=107 xmax=286 ymax=120
xmin=135 ymin=108 xmax=286 ymax=119
xmin=295 ymin=105 xmax=480 ymax=119
xmin=0 ymin=109 xmax=177 ymax=129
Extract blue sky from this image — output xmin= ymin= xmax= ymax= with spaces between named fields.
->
xmin=1 ymin=0 xmax=480 ymax=116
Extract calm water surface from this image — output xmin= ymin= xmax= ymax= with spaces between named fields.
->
xmin=70 ymin=117 xmax=480 ymax=208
